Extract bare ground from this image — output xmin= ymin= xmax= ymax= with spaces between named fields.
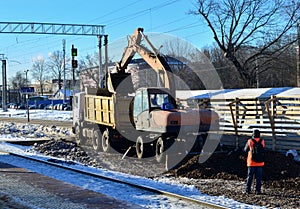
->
xmin=167 ymin=150 xmax=300 ymax=208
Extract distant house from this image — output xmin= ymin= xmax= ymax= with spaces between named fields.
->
xmin=53 ymin=89 xmax=73 ymax=99
xmin=31 ymin=81 xmax=53 ymax=96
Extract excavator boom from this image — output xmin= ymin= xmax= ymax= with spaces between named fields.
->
xmin=115 ymin=27 xmax=175 ymax=95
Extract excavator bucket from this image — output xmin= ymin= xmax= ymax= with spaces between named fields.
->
xmin=107 ymin=72 xmax=135 ymax=95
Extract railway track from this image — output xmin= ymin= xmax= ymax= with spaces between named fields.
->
xmin=0 ymin=148 xmax=229 ymax=209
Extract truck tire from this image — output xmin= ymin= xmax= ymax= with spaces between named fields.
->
xmin=136 ymin=136 xmax=144 ymax=158
xmin=155 ymin=137 xmax=165 ymax=163
xmin=92 ymin=130 xmax=101 ymax=151
xmin=75 ymin=125 xmax=86 ymax=145
xmin=102 ymin=128 xmax=110 ymax=153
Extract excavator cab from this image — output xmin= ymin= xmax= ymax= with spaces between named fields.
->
xmin=133 ymin=87 xmax=177 ymax=132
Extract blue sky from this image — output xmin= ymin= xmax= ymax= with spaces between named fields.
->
xmin=0 ymin=0 xmax=215 ymax=82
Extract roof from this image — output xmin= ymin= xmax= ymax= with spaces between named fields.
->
xmin=54 ymin=89 xmax=73 ymax=97
xmin=183 ymin=87 xmax=299 ymax=100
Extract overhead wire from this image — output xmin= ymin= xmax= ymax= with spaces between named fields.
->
xmin=3 ymin=0 xmax=209 ymax=74
xmin=87 ymin=0 xmax=143 ymax=24
xmin=0 ymin=0 xmax=155 ymax=63
xmin=0 ymin=0 xmax=147 ymax=54
xmin=105 ymin=0 xmax=181 ymax=28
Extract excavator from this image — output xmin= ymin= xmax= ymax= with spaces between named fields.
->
xmin=72 ymin=28 xmax=219 ymax=163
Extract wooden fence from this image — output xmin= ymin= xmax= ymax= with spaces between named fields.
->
xmin=191 ymin=96 xmax=300 ymax=151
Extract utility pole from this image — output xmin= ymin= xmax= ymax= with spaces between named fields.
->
xmin=24 ymin=69 xmax=29 ymax=121
xmin=1 ymin=55 xmax=7 ymax=112
xmin=98 ymin=35 xmax=103 ymax=88
xmin=256 ymin=57 xmax=259 ymax=88
xmin=297 ymin=25 xmax=300 ymax=87
xmin=62 ymin=39 xmax=66 ymax=103
xmin=104 ymin=35 xmax=108 ymax=89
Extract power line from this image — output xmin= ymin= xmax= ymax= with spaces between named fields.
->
xmin=1 ymin=0 xmax=181 ymax=61
xmin=106 ymin=0 xmax=181 ymax=28
xmin=87 ymin=0 xmax=143 ymax=24
xmin=2 ymin=0 xmax=210 ymax=75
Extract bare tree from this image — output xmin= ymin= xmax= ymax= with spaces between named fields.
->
xmin=162 ymin=39 xmax=223 ymax=89
xmin=79 ymin=52 xmax=99 ymax=70
xmin=10 ymin=71 xmax=27 ymax=89
xmin=31 ymin=56 xmax=48 ymax=95
xmin=194 ymin=0 xmax=300 ymax=87
xmin=47 ymin=50 xmax=66 ymax=89
xmin=203 ymin=45 xmax=242 ymax=88
xmin=78 ymin=52 xmax=99 ymax=87
xmin=9 ymin=71 xmax=27 ymax=104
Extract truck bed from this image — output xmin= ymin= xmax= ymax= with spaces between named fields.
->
xmin=84 ymin=94 xmax=133 ymax=130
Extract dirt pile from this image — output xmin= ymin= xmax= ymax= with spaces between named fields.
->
xmin=171 ymin=150 xmax=300 ymax=181
xmin=169 ymin=150 xmax=300 ymax=208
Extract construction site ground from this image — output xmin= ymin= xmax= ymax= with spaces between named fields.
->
xmin=168 ymin=150 xmax=300 ymax=209
xmin=28 ymin=139 xmax=300 ymax=209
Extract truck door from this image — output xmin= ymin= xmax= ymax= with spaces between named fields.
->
xmin=72 ymin=92 xmax=85 ymax=127
xmin=133 ymin=89 xmax=150 ymax=130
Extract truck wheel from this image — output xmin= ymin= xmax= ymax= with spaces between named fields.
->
xmin=75 ymin=125 xmax=86 ymax=145
xmin=92 ymin=130 xmax=101 ymax=151
xmin=155 ymin=137 xmax=165 ymax=163
xmin=136 ymin=136 xmax=144 ymax=158
xmin=102 ymin=129 xmax=110 ymax=153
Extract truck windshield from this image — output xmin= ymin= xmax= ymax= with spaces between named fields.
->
xmin=149 ymin=93 xmax=174 ymax=109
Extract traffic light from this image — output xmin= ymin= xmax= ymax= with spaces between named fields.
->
xmin=72 ymin=60 xmax=78 ymax=68
xmin=71 ymin=44 xmax=78 ymax=68
xmin=71 ymin=45 xmax=77 ymax=57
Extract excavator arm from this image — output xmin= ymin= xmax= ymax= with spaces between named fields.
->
xmin=115 ymin=28 xmax=144 ymax=73
xmin=115 ymin=28 xmax=175 ymax=95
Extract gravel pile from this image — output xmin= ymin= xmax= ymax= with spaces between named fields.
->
xmin=31 ymin=140 xmax=101 ymax=168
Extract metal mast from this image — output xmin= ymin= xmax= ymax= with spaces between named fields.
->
xmin=0 ymin=22 xmax=105 ymax=36
xmin=0 ymin=22 xmax=106 ymax=104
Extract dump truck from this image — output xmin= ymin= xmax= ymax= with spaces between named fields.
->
xmin=72 ymin=28 xmax=219 ymax=162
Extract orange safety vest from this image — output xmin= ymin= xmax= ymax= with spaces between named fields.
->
xmin=246 ymin=138 xmax=265 ymax=167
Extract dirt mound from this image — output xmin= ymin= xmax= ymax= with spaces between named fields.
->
xmin=168 ymin=150 xmax=300 ymax=208
xmin=171 ymin=150 xmax=300 ymax=181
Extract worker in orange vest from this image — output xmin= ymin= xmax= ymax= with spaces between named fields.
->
xmin=244 ymin=129 xmax=265 ymax=194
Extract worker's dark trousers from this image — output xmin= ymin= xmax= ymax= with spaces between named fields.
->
xmin=246 ymin=166 xmax=262 ymax=193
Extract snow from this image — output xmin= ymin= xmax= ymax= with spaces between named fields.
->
xmin=178 ymin=87 xmax=299 ymax=100
xmin=0 ymin=109 xmax=72 ymax=121
xmin=286 ymin=149 xmax=300 ymax=162
xmin=0 ymin=108 xmax=268 ymax=209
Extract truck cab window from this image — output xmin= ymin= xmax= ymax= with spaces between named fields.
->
xmin=133 ymin=91 xmax=142 ymax=117
xmin=142 ymin=90 xmax=149 ymax=111
xmin=149 ymin=93 xmax=174 ymax=110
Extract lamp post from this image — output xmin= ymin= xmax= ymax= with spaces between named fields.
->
xmin=24 ymin=69 xmax=30 ymax=121
xmin=24 ymin=69 xmax=29 ymax=86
